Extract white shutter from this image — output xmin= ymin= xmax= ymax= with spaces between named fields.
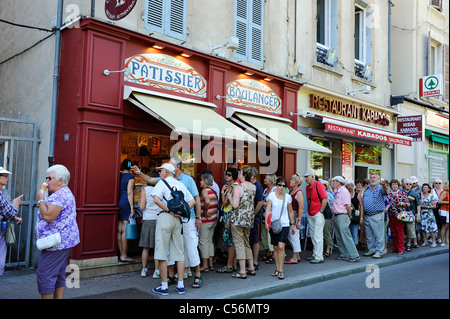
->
xmin=249 ymin=0 xmax=264 ymax=65
xmin=167 ymin=0 xmax=187 ymax=41
xmin=235 ymin=0 xmax=248 ymax=58
xmin=145 ymin=0 xmax=164 ymax=34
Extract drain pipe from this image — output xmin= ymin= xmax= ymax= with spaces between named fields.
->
xmin=48 ymin=0 xmax=63 ymax=167
xmin=388 ymin=0 xmax=393 ymax=82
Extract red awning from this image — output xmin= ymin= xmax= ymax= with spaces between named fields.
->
xmin=322 ymin=117 xmax=413 ymax=146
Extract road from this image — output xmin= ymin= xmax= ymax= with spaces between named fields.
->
xmin=254 ymin=253 xmax=449 ymax=299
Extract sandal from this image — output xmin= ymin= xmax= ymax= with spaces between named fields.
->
xmin=192 ymin=276 xmax=202 ymax=288
xmin=265 ymin=257 xmax=275 ymax=264
xmin=271 ymin=270 xmax=280 ymax=277
xmin=284 ymin=259 xmax=298 ymax=264
xmin=259 ymin=255 xmax=272 ymax=262
xmin=246 ymin=269 xmax=256 ymax=276
xmin=323 ymin=252 xmax=331 ymax=258
xmin=216 ymin=266 xmax=233 ymax=273
xmin=406 ymin=245 xmax=412 ymax=252
xmin=199 ymin=267 xmax=209 ymax=273
xmin=232 ymin=272 xmax=247 ymax=279
xmin=278 ymin=271 xmax=285 ymax=280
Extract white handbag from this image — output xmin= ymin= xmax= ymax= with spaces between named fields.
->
xmin=36 ymin=232 xmax=61 ymax=250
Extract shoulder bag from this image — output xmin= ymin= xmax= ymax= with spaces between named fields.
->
xmin=270 ymin=194 xmax=286 ymax=234
xmin=5 ymin=220 xmax=16 ymax=246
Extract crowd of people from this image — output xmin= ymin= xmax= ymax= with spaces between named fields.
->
xmin=125 ymin=158 xmax=449 ymax=296
xmin=1 ymin=159 xmax=448 ymax=299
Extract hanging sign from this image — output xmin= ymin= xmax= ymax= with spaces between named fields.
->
xmin=225 ymin=79 xmax=282 ymax=114
xmin=124 ymin=53 xmax=207 ymax=98
xmin=105 ymin=0 xmax=137 ymax=21
xmin=419 ymin=74 xmax=443 ymax=97
xmin=396 ymin=115 xmax=423 ymax=142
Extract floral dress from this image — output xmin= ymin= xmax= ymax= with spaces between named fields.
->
xmin=230 ymin=184 xmax=256 ymax=229
xmin=420 ymin=194 xmax=438 ymax=234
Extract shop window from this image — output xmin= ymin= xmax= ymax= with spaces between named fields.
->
xmin=144 ymin=0 xmax=187 ymax=41
xmin=311 ymin=139 xmax=332 ymax=180
xmin=234 ymin=0 xmax=265 ymax=66
xmin=355 ymin=143 xmax=382 ymax=165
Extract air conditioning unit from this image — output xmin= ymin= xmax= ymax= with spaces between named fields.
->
xmin=354 ymin=60 xmax=372 ymax=81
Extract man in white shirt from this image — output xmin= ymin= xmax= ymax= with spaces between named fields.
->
xmin=152 ymin=163 xmax=195 ymax=296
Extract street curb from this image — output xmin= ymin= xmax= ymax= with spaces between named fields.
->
xmin=222 ymin=247 xmax=449 ymax=299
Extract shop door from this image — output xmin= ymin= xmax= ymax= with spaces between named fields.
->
xmin=355 ymin=166 xmax=368 ymax=180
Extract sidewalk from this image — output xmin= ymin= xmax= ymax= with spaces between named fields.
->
xmin=0 ymin=244 xmax=448 ymax=299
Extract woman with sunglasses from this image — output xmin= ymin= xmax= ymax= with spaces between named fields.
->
xmin=0 ymin=167 xmax=23 ymax=277
xmin=265 ymin=177 xmax=295 ymax=280
xmin=35 ymin=164 xmax=80 ymax=299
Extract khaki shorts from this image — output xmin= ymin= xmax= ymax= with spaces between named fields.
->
xmin=154 ymin=213 xmax=184 ymax=262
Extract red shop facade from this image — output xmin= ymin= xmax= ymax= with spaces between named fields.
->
xmin=55 ymin=18 xmax=302 ymax=263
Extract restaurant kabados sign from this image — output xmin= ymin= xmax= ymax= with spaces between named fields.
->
xmin=226 ymin=79 xmax=282 ymax=114
xmin=124 ymin=54 xmax=207 ymax=98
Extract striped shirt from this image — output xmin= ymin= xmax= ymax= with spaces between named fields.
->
xmin=200 ymin=187 xmax=218 ymax=223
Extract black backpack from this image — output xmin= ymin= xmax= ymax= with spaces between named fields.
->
xmin=162 ymin=179 xmax=191 ymax=222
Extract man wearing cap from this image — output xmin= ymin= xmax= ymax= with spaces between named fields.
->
xmin=304 ymin=169 xmax=327 ymax=264
xmin=410 ymin=176 xmax=420 ymax=194
xmin=331 ymin=176 xmax=360 ymax=262
xmin=152 ymin=163 xmax=195 ymax=296
xmin=361 ymin=173 xmax=388 ymax=259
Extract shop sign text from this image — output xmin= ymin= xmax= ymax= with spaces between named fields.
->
xmin=226 ymin=79 xmax=282 ymax=114
xmin=124 ymin=53 xmax=207 ymax=98
xmin=310 ymin=94 xmax=390 ymax=126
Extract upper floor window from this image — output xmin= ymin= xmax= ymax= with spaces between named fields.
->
xmin=144 ymin=0 xmax=187 ymax=41
xmin=430 ymin=0 xmax=443 ymax=12
xmin=316 ymin=0 xmax=338 ymax=67
xmin=234 ymin=0 xmax=265 ymax=66
xmin=354 ymin=3 xmax=372 ymax=80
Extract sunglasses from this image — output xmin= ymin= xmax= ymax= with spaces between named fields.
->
xmin=0 ymin=174 xmax=9 ymax=178
xmin=405 ymin=183 xmax=412 ymax=185
xmin=45 ymin=176 xmax=55 ymax=181
xmin=277 ymin=184 xmax=286 ymax=187
xmin=226 ymin=173 xmax=232 ymax=177
xmin=435 ymin=182 xmax=441 ymax=184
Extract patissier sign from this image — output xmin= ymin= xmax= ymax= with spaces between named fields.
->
xmin=124 ymin=53 xmax=207 ymax=98
xmin=225 ymin=79 xmax=282 ymax=114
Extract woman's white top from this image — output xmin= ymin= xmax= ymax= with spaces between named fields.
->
xmin=268 ymin=192 xmax=292 ymax=227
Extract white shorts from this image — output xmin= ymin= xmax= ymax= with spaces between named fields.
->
xmin=167 ymin=218 xmax=200 ymax=267
xmin=439 ymin=209 xmax=449 ymax=224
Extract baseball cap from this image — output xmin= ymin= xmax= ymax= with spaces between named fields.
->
xmin=332 ymin=176 xmax=345 ymax=184
xmin=0 ymin=167 xmax=12 ymax=175
xmin=156 ymin=163 xmax=176 ymax=174
xmin=410 ymin=176 xmax=418 ymax=183
xmin=303 ymin=169 xmax=314 ymax=177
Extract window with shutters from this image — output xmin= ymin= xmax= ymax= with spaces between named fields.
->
xmin=234 ymin=0 xmax=265 ymax=66
xmin=144 ymin=0 xmax=187 ymax=41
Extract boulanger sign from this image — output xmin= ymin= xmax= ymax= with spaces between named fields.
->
xmin=419 ymin=74 xmax=443 ymax=97
xmin=226 ymin=79 xmax=282 ymax=114
xmin=124 ymin=54 xmax=207 ymax=98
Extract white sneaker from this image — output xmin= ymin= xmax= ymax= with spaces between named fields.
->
xmin=152 ymin=271 xmax=161 ymax=279
xmin=141 ymin=268 xmax=148 ymax=277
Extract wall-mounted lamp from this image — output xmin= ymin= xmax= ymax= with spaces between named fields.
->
xmin=290 ymin=110 xmax=315 ymax=118
xmin=210 ymin=36 xmax=239 ymax=54
xmin=180 ymin=52 xmax=191 ymax=58
xmin=263 ymin=77 xmax=273 ymax=82
xmin=346 ymin=85 xmax=371 ymax=97
xmin=103 ymin=68 xmax=127 ymax=76
xmin=244 ymin=70 xmax=253 ymax=76
xmin=152 ymin=44 xmax=165 ymax=50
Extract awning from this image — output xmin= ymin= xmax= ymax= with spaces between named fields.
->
xmin=128 ymin=93 xmax=256 ymax=143
xmin=425 ymin=129 xmax=449 ymax=145
xmin=227 ymin=108 xmax=332 ymax=153
xmin=322 ymin=117 xmax=413 ymax=146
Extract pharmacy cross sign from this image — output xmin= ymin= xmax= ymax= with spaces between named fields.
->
xmin=419 ymin=74 xmax=443 ymax=97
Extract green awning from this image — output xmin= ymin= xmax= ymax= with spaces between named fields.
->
xmin=425 ymin=129 xmax=449 ymax=145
